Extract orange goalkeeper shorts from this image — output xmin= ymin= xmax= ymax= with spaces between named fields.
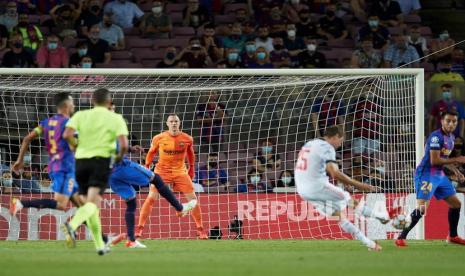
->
xmin=150 ymin=172 xmax=194 ymax=194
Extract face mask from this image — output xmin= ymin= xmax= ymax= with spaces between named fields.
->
xmin=273 ymin=44 xmax=283 ymax=50
xmin=24 ymin=155 xmax=31 ymax=164
xmin=14 ymin=42 xmax=23 ymax=48
xmin=375 ymin=166 xmax=385 ymax=174
xmin=250 ymin=176 xmax=261 ymax=184
xmin=90 ymin=34 xmax=99 ymax=40
xmin=91 ymin=5 xmax=100 ymax=12
xmin=368 ymin=20 xmax=379 ymax=28
xmin=7 ymin=8 xmax=16 ymax=16
xmin=443 ymin=91 xmax=452 ymax=101
xmin=440 ymin=33 xmax=449 ymax=41
xmin=166 ymin=52 xmax=176 ymax=60
xmin=3 ymin=179 xmax=13 ymax=186
xmin=152 ymin=7 xmax=162 ymax=13
xmin=287 ymin=30 xmax=296 ymax=37
xmin=281 ymin=176 xmax=292 ymax=184
xmin=262 ymin=146 xmax=273 ymax=153
xmin=257 ymin=52 xmax=266 ymax=60
xmin=78 ymin=48 xmax=88 ymax=56
xmin=48 ymin=42 xmax=58 ymax=50
xmin=228 ymin=52 xmax=239 ymax=61
xmin=245 ymin=44 xmax=256 ymax=53
xmin=208 ymin=161 xmax=218 ymax=168
xmin=307 ymin=44 xmax=316 ymax=51
xmin=81 ymin=62 xmax=92 ymax=68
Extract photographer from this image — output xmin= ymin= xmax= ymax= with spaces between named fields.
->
xmin=179 ymin=37 xmax=212 ymax=68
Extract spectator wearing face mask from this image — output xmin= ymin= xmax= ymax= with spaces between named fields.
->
xmin=430 ymin=30 xmax=456 ymax=67
xmin=140 ymin=0 xmax=172 ymax=39
xmin=430 ymin=62 xmax=464 ymax=82
xmin=357 ymin=15 xmax=390 ymax=50
xmin=1 ymin=171 xmax=13 ymax=193
xmin=295 ymin=9 xmax=319 ymax=38
xmin=270 ymin=37 xmax=291 ymax=68
xmin=78 ymin=0 xmax=103 ymax=38
xmin=157 ymin=47 xmax=178 ymax=68
xmin=369 ymin=0 xmax=403 ymax=27
xmin=196 ymin=153 xmax=229 ymax=193
xmin=0 ymin=1 xmax=18 ymax=32
xmin=284 ymin=24 xmax=305 ymax=67
xmin=79 ymin=55 xmax=94 ymax=68
xmin=297 ymin=37 xmax=326 ymax=68
xmin=104 ymin=0 xmax=144 ymax=29
xmin=245 ymin=169 xmax=271 ymax=193
xmin=70 ymin=41 xmax=89 ymax=68
xmin=241 ymin=39 xmax=257 ymax=67
xmin=429 ymin=83 xmax=465 ymax=137
xmin=224 ymin=48 xmax=243 ymax=68
xmin=317 ymin=6 xmax=348 ymax=41
xmin=383 ymin=33 xmax=419 ymax=68
xmin=248 ymin=47 xmax=273 ymax=68
xmin=252 ymin=140 xmax=281 ymax=173
xmin=182 ymin=0 xmax=211 ymax=29
xmin=407 ymin=25 xmax=428 ymax=58
xmin=86 ymin=24 xmax=111 ymax=64
xmin=276 ymin=170 xmax=295 ymax=188
xmin=1 ymin=33 xmax=34 ymax=68
xmin=99 ymin=13 xmax=125 ymax=50
xmin=36 ymin=34 xmax=69 ymax=68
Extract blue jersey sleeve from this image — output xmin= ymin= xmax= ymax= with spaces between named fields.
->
xmin=311 ymin=98 xmax=323 ymax=113
xmin=428 ymin=133 xmax=444 ymax=151
xmin=219 ymin=168 xmax=228 ymax=184
xmin=34 ymin=118 xmax=48 ymax=135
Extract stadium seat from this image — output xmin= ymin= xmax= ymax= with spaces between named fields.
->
xmin=111 ymin=50 xmax=134 ymax=61
xmin=140 ymin=2 xmax=153 ymax=12
xmin=214 ymin=14 xmax=236 ymax=24
xmin=123 ymin=28 xmax=141 ymax=36
xmin=62 ymin=37 xmax=78 ymax=48
xmin=387 ymin=27 xmax=403 ymax=35
xmin=419 ymin=26 xmax=433 ymax=37
xmin=29 ymin=15 xmax=40 ymax=24
xmin=153 ymin=38 xmax=189 ymax=50
xmin=171 ymin=26 xmax=196 ymax=38
xmin=133 ymin=48 xmax=165 ymax=62
xmin=166 ymin=3 xmax=187 ymax=13
xmin=404 ymin=14 xmax=421 ymax=23
xmin=96 ymin=61 xmax=143 ymax=68
xmin=39 ymin=14 xmax=51 ymax=25
xmin=171 ymin=13 xmax=184 ymax=26
xmin=327 ymin=39 xmax=355 ymax=48
xmin=126 ymin=38 xmax=154 ymax=49
xmin=224 ymin=3 xmax=248 ymax=14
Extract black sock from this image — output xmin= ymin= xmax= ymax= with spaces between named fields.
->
xmin=125 ymin=198 xmax=137 ymax=242
xmin=82 ymin=221 xmax=108 ymax=243
xmin=22 ymin=199 xmax=57 ymax=209
xmin=151 ymin=174 xmax=183 ymax=212
xmin=448 ymin=208 xmax=460 ymax=238
xmin=398 ymin=209 xmax=423 ymax=240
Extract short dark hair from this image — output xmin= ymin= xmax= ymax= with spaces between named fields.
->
xmin=323 ymin=125 xmax=344 ymax=138
xmin=208 ymin=152 xmax=219 ymax=157
xmin=93 ymin=88 xmax=111 ymax=105
xmin=54 ymin=92 xmax=71 ymax=107
xmin=441 ymin=110 xmax=459 ymax=119
xmin=441 ymin=83 xmax=453 ymax=89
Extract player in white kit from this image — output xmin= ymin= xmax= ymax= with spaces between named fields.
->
xmin=295 ymin=126 xmax=393 ymax=251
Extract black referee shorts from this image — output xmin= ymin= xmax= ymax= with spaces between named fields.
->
xmin=75 ymin=157 xmax=111 ymax=195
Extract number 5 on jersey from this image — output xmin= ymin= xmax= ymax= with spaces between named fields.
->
xmin=296 ymin=148 xmax=310 ymax=171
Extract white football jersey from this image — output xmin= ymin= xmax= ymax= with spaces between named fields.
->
xmin=295 ymin=139 xmax=336 ymax=193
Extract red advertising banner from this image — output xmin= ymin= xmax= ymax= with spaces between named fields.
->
xmin=0 ymin=193 xmax=463 ymax=240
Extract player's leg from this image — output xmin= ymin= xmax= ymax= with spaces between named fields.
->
xmin=439 ymin=179 xmax=465 ymax=244
xmin=150 ymin=173 xmax=184 ymax=212
xmin=352 ymin=198 xmax=399 ymax=224
xmin=174 ymin=174 xmax=206 ymax=239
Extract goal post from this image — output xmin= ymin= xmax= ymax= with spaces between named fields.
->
xmin=0 ymin=68 xmax=425 ymax=240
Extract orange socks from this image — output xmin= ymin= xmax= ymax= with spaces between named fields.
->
xmin=138 ymin=196 xmax=155 ymax=227
xmin=191 ymin=204 xmax=203 ymax=229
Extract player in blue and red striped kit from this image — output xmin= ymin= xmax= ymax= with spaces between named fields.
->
xmin=396 ymin=110 xmax=465 ymax=246
xmin=11 ymin=92 xmax=79 ymax=213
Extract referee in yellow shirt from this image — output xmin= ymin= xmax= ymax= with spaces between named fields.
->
xmin=62 ymin=88 xmax=129 ymax=255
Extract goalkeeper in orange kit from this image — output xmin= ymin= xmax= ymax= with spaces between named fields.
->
xmin=136 ymin=113 xmax=208 ymax=239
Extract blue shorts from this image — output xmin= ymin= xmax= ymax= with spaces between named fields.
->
xmin=415 ymin=174 xmax=456 ymax=200
xmin=49 ymin=171 xmax=78 ymax=197
xmin=109 ymin=159 xmax=154 ymax=200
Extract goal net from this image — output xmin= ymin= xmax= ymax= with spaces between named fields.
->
xmin=0 ymin=68 xmax=424 ymax=241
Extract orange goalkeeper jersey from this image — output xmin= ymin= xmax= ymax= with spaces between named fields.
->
xmin=145 ymin=131 xmax=195 ymax=175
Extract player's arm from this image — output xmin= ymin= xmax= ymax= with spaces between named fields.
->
xmin=116 ymin=135 xmax=128 ymax=162
xmin=326 ymin=162 xmax=378 ymax=192
xmin=187 ymin=139 xmax=195 ymax=179
xmin=12 ymin=127 xmax=41 ymax=172
xmin=431 ymin=150 xmax=465 ymax=165
xmin=145 ymin=136 xmax=159 ymax=169
xmin=63 ymin=127 xmax=78 ymax=149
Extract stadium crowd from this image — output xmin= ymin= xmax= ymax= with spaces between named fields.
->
xmin=1 ymin=0 xmax=465 ymax=194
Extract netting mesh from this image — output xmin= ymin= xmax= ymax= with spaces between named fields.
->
xmin=0 ymin=70 xmax=420 ymax=240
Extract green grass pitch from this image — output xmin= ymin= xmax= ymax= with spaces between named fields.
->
xmin=0 ymin=240 xmax=463 ymax=276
